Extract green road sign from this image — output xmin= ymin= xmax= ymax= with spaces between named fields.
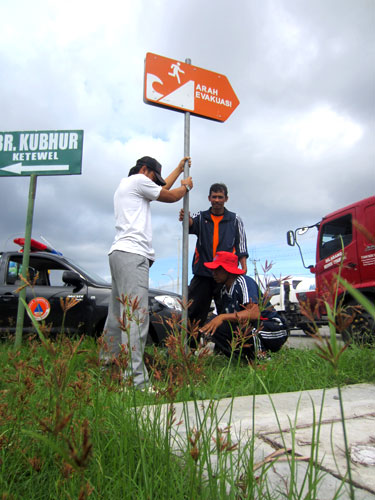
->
xmin=0 ymin=130 xmax=84 ymax=176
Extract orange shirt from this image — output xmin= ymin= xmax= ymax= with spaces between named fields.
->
xmin=211 ymin=214 xmax=224 ymax=257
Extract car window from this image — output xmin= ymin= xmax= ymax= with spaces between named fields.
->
xmin=48 ymin=269 xmax=67 ymax=287
xmin=6 ymin=255 xmax=69 ymax=287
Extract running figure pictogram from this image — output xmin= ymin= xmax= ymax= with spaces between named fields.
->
xmin=168 ymin=62 xmax=185 ymax=84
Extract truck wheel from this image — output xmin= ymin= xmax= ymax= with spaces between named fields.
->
xmin=342 ymin=301 xmax=375 ymax=345
xmin=299 ymin=323 xmax=316 ymax=336
xmin=278 ymin=312 xmax=291 ymax=336
xmin=303 ymin=327 xmax=316 ymax=336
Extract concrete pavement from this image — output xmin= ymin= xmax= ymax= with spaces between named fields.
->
xmin=156 ymin=383 xmax=375 ymax=498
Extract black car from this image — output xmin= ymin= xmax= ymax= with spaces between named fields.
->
xmin=0 ymin=243 xmax=182 ymax=343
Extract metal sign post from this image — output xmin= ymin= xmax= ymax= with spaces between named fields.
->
xmin=182 ymin=58 xmax=191 ymax=335
xmin=144 ymin=53 xmax=239 ymax=337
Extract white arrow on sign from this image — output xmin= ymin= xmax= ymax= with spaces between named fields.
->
xmin=1 ymin=163 xmax=70 ymax=175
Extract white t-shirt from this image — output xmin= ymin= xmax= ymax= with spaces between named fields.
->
xmin=109 ymin=174 xmax=162 ymax=260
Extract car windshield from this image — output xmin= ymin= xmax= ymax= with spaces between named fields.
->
xmin=65 ymin=257 xmax=110 ymax=286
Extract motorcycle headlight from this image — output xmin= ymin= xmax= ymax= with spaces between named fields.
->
xmin=154 ymin=295 xmax=182 ymax=311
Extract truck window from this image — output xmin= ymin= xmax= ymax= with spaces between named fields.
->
xmin=319 ymin=214 xmax=352 ymax=260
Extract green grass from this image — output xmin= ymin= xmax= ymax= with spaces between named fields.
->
xmin=3 ymin=259 xmax=373 ymax=498
xmin=1 ymin=333 xmax=374 ymax=499
xmin=146 ymin=342 xmax=375 ymax=402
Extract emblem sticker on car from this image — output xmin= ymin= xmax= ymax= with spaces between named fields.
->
xmin=67 ymin=295 xmax=84 ymax=300
xmin=28 ymin=297 xmax=51 ymax=321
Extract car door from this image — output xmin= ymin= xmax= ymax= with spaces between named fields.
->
xmin=26 ymin=256 xmax=91 ymax=335
xmin=0 ymin=256 xmax=20 ymax=333
xmin=42 ymin=266 xmax=90 ymax=334
xmin=0 ymin=253 xmax=89 ymax=335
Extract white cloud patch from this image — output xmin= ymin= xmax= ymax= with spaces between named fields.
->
xmin=283 ymin=106 xmax=363 ymax=157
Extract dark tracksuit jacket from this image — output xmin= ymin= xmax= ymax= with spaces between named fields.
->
xmin=189 ymin=208 xmax=248 ymax=277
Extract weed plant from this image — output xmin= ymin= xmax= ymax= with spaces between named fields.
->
xmin=1 ymin=331 xmax=374 ymax=499
xmin=1 ymin=268 xmax=374 ymax=498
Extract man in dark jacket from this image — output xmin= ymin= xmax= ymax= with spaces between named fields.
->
xmin=180 ymin=183 xmax=248 ymax=327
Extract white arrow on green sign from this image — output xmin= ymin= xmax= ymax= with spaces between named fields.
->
xmin=2 ymin=163 xmax=70 ymax=175
xmin=0 ymin=130 xmax=84 ymax=176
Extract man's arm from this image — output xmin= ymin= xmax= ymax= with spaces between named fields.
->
xmin=157 ymin=177 xmax=193 ymax=203
xmin=163 ymin=157 xmax=191 ymax=190
xmin=199 ymin=302 xmax=260 ymax=335
xmin=239 ymin=256 xmax=248 ymax=274
xmin=235 ymin=216 xmax=249 ymax=272
xmin=179 ymin=209 xmax=193 ymax=227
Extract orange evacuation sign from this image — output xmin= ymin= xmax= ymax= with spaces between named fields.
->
xmin=144 ymin=52 xmax=239 ymax=122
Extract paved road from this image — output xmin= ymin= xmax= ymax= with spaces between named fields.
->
xmin=286 ymin=326 xmax=344 ymax=349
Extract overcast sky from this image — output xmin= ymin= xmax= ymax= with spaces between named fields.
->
xmin=0 ymin=0 xmax=374 ymax=292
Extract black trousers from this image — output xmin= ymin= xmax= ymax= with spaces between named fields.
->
xmin=212 ymin=320 xmax=288 ymax=360
xmin=188 ymin=275 xmax=223 ymax=326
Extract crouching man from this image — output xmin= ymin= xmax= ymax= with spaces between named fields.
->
xmin=199 ymin=251 xmax=288 ymax=359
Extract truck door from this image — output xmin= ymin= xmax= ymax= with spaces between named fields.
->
xmin=357 ymin=202 xmax=375 ymax=284
xmin=315 ymin=211 xmax=360 ymax=298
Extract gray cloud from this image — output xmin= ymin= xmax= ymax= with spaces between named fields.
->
xmin=0 ymin=0 xmax=373 ymax=285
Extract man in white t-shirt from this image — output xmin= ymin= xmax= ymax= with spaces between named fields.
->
xmin=102 ymin=156 xmax=193 ymax=389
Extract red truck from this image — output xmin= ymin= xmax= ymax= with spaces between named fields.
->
xmin=286 ymin=196 xmax=375 ymax=342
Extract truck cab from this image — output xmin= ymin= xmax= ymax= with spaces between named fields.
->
xmin=313 ymin=197 xmax=375 ymax=303
xmin=287 ymin=196 xmax=375 ymax=342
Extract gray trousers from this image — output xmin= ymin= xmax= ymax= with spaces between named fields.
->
xmin=102 ymin=250 xmax=150 ymax=388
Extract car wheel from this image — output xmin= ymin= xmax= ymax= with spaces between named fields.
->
xmin=94 ymin=319 xmax=106 ymax=338
xmin=147 ymin=324 xmax=159 ymax=345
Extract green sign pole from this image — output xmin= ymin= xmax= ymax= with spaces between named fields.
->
xmin=14 ymin=174 xmax=38 ymax=349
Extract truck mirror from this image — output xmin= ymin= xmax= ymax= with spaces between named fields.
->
xmin=286 ymin=231 xmax=295 ymax=246
xmin=297 ymin=227 xmax=309 ymax=235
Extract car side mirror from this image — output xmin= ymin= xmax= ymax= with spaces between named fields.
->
xmin=286 ymin=231 xmax=295 ymax=246
xmin=62 ymin=271 xmax=84 ymax=291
